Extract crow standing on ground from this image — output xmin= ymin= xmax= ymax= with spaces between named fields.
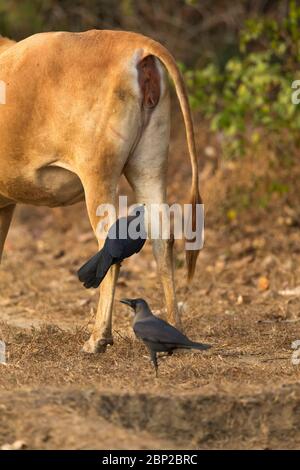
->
xmin=120 ymin=298 xmax=211 ymax=376
xmin=78 ymin=207 xmax=146 ymax=289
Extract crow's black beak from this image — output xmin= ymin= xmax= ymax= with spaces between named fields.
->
xmin=120 ymin=298 xmax=135 ymax=309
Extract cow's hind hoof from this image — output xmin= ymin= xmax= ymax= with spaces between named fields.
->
xmin=81 ymin=337 xmax=113 ymax=354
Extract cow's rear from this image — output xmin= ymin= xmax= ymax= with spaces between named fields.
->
xmin=0 ymin=30 xmax=201 ymax=354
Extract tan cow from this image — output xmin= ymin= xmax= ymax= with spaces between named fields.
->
xmin=0 ymin=30 xmax=201 ymax=353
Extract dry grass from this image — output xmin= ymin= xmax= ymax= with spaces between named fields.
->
xmin=1 ymin=113 xmax=300 ymax=448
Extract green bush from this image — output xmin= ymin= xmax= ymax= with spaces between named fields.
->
xmin=0 ymin=0 xmax=46 ymax=37
xmin=184 ymin=0 xmax=300 ymax=157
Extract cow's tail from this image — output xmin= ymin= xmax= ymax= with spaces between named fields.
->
xmin=141 ymin=40 xmax=202 ymax=281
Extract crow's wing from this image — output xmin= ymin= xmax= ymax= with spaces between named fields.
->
xmin=106 ymin=216 xmax=146 ymax=259
xmin=133 ymin=316 xmax=193 ymax=347
xmin=106 ymin=234 xmax=145 ymax=259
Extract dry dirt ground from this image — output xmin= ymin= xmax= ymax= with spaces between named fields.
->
xmin=1 ymin=114 xmax=300 ymax=450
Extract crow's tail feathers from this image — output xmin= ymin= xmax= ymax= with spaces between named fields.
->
xmin=77 ymin=249 xmax=113 ymax=289
xmin=189 ymin=341 xmax=211 ymax=351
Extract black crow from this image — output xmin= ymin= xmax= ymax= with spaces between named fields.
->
xmin=120 ymin=298 xmax=211 ymax=376
xmin=78 ymin=207 xmax=146 ymax=288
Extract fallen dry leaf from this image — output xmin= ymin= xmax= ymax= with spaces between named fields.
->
xmin=258 ymin=276 xmax=270 ymax=291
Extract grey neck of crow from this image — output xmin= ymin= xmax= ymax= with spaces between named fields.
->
xmin=135 ymin=301 xmax=153 ymax=321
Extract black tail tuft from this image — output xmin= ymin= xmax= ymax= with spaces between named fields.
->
xmin=77 ymin=249 xmax=112 ymax=289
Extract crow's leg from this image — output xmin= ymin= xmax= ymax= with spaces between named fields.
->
xmin=0 ymin=204 xmax=15 ymax=263
xmin=124 ymin=75 xmax=181 ymax=329
xmin=150 ymin=350 xmax=158 ymax=377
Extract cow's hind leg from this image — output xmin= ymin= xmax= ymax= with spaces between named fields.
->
xmin=124 ymin=82 xmax=180 ymax=327
xmin=78 ymin=170 xmax=120 ymax=354
xmin=76 ymin=83 xmax=141 ymax=352
xmin=83 ymin=264 xmax=120 ymax=354
xmin=0 ymin=204 xmax=15 ymax=263
xmin=125 ymin=172 xmax=180 ymax=327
